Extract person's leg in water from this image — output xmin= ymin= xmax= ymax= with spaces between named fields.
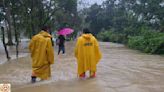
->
xmin=62 ymin=46 xmax=65 ymax=54
xmin=58 ymin=46 xmax=61 ymax=55
xmin=90 ymin=71 xmax=96 ymax=78
xmin=31 ymin=72 xmax=37 ymax=83
xmin=79 ymin=72 xmax=85 ymax=79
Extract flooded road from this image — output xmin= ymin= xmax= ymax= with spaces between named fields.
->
xmin=0 ymin=42 xmax=164 ymax=92
xmin=0 ymin=40 xmax=29 ymax=64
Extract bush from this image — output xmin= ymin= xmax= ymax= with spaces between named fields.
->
xmin=97 ymin=27 xmax=164 ymax=54
xmin=128 ymin=31 xmax=164 ymax=54
xmin=97 ymin=31 xmax=111 ymax=42
xmin=97 ymin=30 xmax=127 ymax=43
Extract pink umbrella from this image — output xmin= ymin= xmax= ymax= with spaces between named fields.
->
xmin=57 ymin=28 xmax=74 ymax=35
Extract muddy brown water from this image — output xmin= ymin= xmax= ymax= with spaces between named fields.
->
xmin=0 ymin=42 xmax=164 ymax=92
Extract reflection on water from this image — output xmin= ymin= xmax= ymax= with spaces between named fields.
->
xmin=0 ymin=42 xmax=164 ymax=92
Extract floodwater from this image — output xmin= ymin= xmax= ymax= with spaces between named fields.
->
xmin=0 ymin=40 xmax=29 ymax=64
xmin=0 ymin=42 xmax=164 ymax=92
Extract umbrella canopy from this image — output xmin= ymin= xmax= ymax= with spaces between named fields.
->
xmin=57 ymin=28 xmax=74 ymax=35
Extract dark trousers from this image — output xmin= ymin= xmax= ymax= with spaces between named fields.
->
xmin=58 ymin=46 xmax=65 ymax=55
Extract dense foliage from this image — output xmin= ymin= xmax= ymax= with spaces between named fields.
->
xmin=0 ymin=0 xmax=80 ymax=43
xmin=84 ymin=0 xmax=164 ymax=54
xmin=0 ymin=0 xmax=164 ymax=54
xmin=128 ymin=29 xmax=164 ymax=54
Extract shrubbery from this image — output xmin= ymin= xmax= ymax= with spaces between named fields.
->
xmin=128 ymin=31 xmax=164 ymax=54
xmin=97 ymin=30 xmax=127 ymax=43
xmin=97 ymin=28 xmax=164 ymax=54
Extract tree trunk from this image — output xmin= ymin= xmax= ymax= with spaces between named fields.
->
xmin=49 ymin=29 xmax=54 ymax=46
xmin=12 ymin=14 xmax=19 ymax=58
xmin=31 ymin=2 xmax=36 ymax=36
xmin=3 ymin=0 xmax=14 ymax=45
xmin=1 ymin=27 xmax=11 ymax=60
xmin=15 ymin=30 xmax=19 ymax=58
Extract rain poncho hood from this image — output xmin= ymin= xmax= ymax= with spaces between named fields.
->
xmin=39 ymin=30 xmax=52 ymax=38
xmin=82 ymin=34 xmax=92 ymax=40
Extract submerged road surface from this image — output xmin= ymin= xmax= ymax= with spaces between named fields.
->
xmin=0 ymin=42 xmax=164 ymax=92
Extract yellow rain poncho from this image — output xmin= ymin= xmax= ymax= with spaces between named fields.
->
xmin=75 ymin=34 xmax=102 ymax=75
xmin=29 ymin=31 xmax=54 ymax=79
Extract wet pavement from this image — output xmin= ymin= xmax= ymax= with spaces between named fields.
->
xmin=0 ymin=42 xmax=164 ymax=92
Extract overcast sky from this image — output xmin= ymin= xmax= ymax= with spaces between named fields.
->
xmin=87 ymin=0 xmax=104 ymax=5
xmin=78 ymin=0 xmax=105 ymax=10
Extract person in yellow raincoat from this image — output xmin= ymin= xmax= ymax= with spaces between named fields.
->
xmin=75 ymin=28 xmax=102 ymax=78
xmin=29 ymin=26 xmax=54 ymax=83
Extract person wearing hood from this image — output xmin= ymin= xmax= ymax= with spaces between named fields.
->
xmin=74 ymin=28 xmax=102 ymax=79
xmin=29 ymin=26 xmax=54 ymax=83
